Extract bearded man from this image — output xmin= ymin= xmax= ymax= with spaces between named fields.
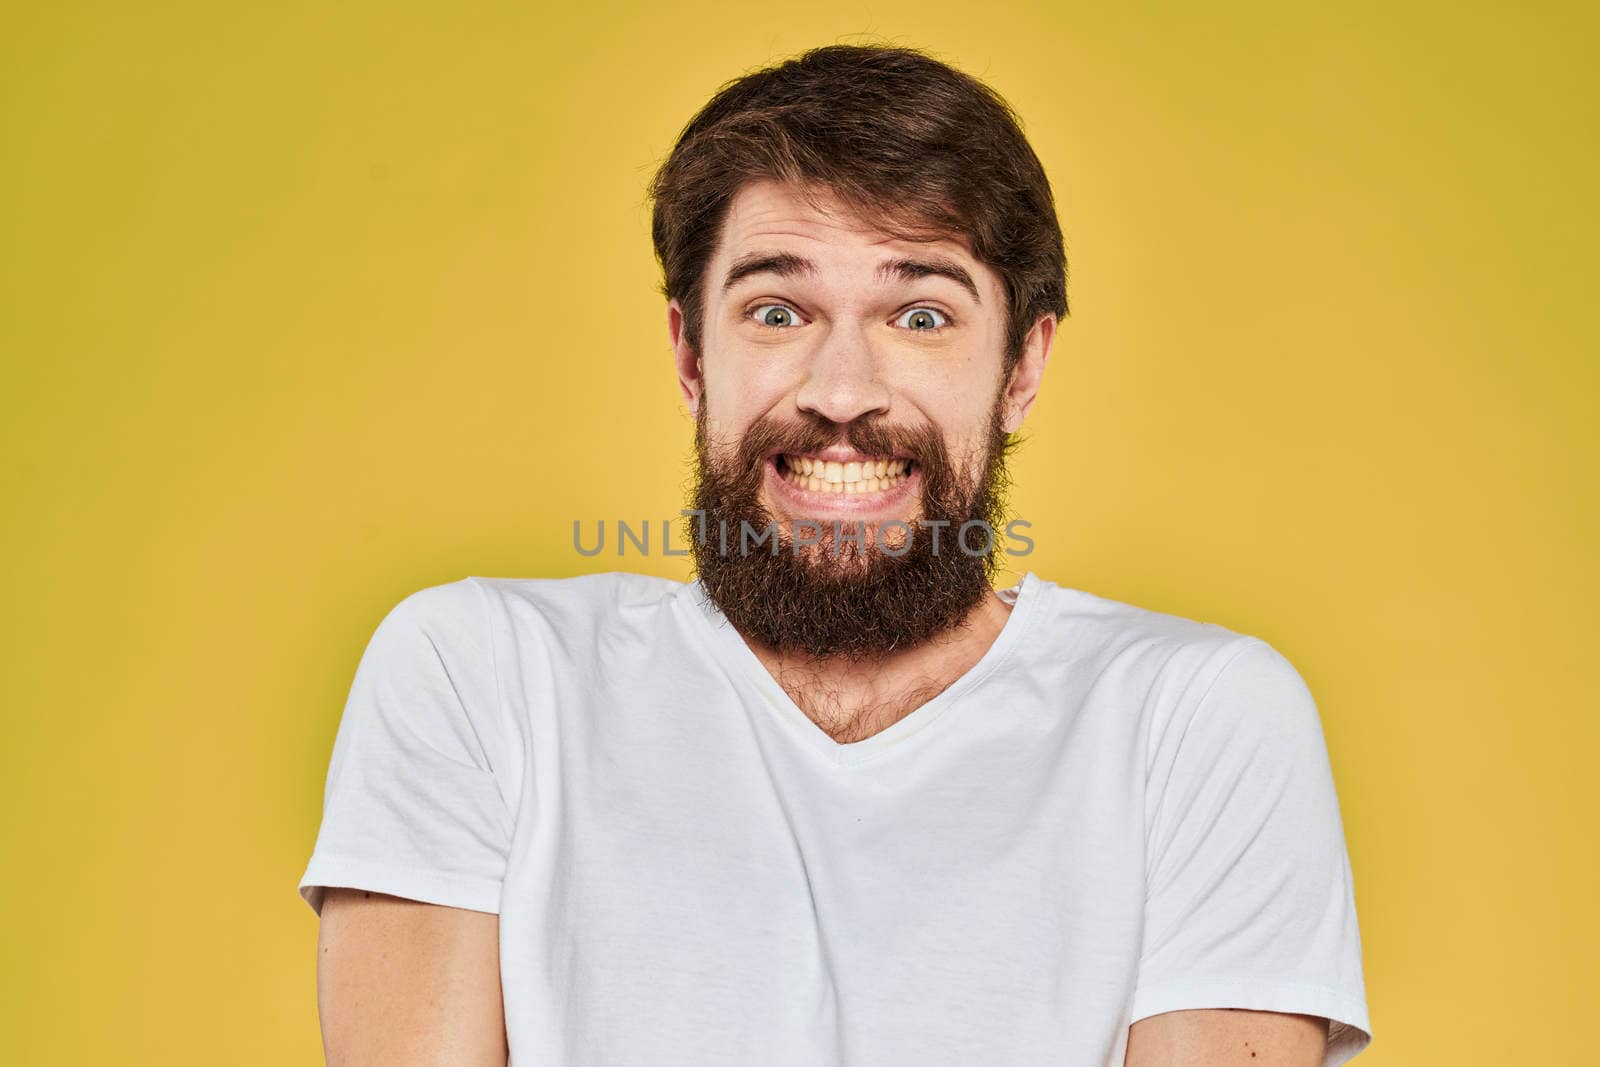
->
xmin=299 ymin=44 xmax=1372 ymax=1066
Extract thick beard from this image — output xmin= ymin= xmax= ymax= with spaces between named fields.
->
xmin=688 ymin=395 xmax=1014 ymax=661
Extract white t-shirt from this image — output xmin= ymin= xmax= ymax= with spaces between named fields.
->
xmin=299 ymin=571 xmax=1372 ymax=1065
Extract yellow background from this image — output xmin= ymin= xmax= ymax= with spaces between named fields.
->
xmin=4 ymin=2 xmax=1595 ymax=1062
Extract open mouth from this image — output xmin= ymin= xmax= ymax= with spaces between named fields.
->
xmin=773 ymin=453 xmax=917 ymax=495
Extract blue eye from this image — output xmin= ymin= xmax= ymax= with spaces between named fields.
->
xmin=752 ymin=304 xmax=801 ymax=328
xmin=896 ymin=307 xmax=949 ymax=330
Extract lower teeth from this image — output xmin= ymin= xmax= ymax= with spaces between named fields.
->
xmin=788 ymin=474 xmax=904 ymax=492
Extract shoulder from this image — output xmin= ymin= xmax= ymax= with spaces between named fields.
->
xmin=350 ymin=580 xmax=498 ymax=699
xmin=466 ymin=570 xmax=689 ymax=636
xmin=351 ymin=579 xmax=486 ymax=662
xmin=1025 ymin=575 xmax=1251 ymax=678
xmin=1023 ymin=576 xmax=1317 ymax=738
xmin=374 ymin=572 xmax=688 ymax=684
xmin=381 ymin=576 xmax=488 ymax=629
xmin=361 ymin=574 xmax=675 ymax=671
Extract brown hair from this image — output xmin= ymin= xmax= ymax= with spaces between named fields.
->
xmin=647 ymin=43 xmax=1068 ymax=367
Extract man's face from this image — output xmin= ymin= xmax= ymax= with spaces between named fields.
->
xmin=669 ymin=179 xmax=1053 ymax=658
xmin=679 ymin=179 xmax=1016 ymax=530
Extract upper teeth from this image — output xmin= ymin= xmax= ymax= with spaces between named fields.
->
xmin=781 ymin=455 xmax=911 ymax=494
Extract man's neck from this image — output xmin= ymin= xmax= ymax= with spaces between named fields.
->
xmin=740 ymin=589 xmax=1015 ymax=745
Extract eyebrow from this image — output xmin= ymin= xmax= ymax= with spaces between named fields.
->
xmin=722 ymin=252 xmax=814 ymax=293
xmin=721 ymin=251 xmax=981 ymax=304
xmin=879 ymin=256 xmax=981 ymax=304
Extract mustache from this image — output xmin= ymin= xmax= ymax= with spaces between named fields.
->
xmin=694 ymin=411 xmax=957 ymax=515
xmin=721 ymin=412 xmax=947 ymax=474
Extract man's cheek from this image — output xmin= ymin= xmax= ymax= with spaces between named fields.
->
xmin=698 ymin=409 xmax=747 ymax=449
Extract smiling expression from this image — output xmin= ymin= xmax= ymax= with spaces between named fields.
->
xmin=670 ymin=178 xmax=1055 ymax=536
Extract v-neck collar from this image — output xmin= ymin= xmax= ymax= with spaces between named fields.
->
xmin=675 ymin=572 xmax=1048 ymax=769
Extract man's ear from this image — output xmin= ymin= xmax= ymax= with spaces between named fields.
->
xmin=1000 ymin=313 xmax=1057 ymax=433
xmin=668 ymin=300 xmax=704 ymax=417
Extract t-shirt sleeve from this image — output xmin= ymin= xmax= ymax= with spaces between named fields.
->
xmin=297 ymin=579 xmax=515 ymax=917
xmin=1133 ymin=636 xmax=1372 ymax=1063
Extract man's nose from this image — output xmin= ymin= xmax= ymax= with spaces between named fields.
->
xmin=793 ymin=324 xmax=891 ymax=424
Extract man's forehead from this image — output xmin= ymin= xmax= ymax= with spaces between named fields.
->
xmin=717 ymin=179 xmax=978 ymax=267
